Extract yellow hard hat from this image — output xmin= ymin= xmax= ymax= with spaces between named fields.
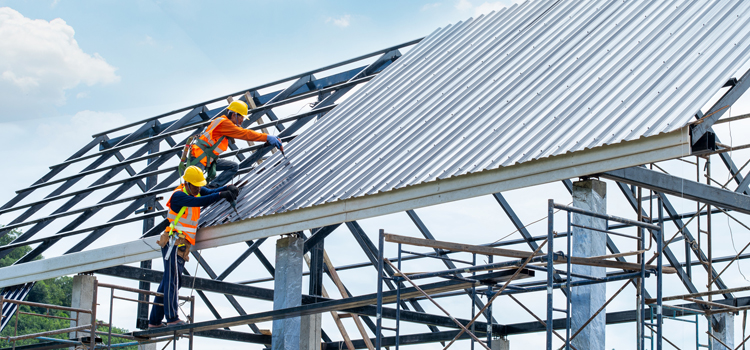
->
xmin=183 ymin=166 xmax=207 ymax=187
xmin=227 ymin=100 xmax=248 ymax=117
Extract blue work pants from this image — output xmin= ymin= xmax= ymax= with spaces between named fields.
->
xmin=198 ymin=158 xmax=239 ymax=188
xmin=148 ymin=244 xmax=184 ymax=325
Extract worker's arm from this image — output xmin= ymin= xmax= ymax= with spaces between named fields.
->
xmin=169 ymin=190 xmax=222 ymax=209
xmin=199 ymin=186 xmax=226 ymax=196
xmin=215 ymin=119 xmax=268 ymax=142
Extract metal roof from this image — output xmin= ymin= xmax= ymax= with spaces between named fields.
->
xmin=201 ymin=0 xmax=750 ymax=226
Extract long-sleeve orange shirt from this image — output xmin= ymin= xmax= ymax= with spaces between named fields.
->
xmin=212 ymin=116 xmax=268 ymax=142
xmin=190 ymin=116 xmax=268 ymax=163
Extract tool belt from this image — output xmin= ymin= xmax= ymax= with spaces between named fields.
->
xmin=157 ymin=231 xmax=192 ymax=261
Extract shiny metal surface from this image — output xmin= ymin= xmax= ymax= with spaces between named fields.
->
xmin=201 ymin=0 xmax=750 ymax=226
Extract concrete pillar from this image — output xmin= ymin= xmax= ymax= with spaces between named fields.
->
xmin=272 ymin=236 xmax=303 ymax=350
xmin=70 ymin=274 xmax=96 ymax=340
xmin=491 ymin=338 xmax=510 ymax=350
xmin=571 ymin=179 xmax=607 ymax=350
xmin=138 ymin=343 xmax=157 ymax=350
xmin=711 ymin=313 xmax=734 ymax=350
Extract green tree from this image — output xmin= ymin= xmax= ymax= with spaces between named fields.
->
xmin=0 ymin=229 xmax=135 ymax=349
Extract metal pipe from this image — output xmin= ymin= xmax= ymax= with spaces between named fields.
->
xmin=98 ymin=283 xmax=191 ymax=301
xmin=657 ymin=197 xmax=663 ymax=350
xmin=471 ymin=253 xmax=476 ymax=350
xmin=6 ymin=324 xmax=94 ymax=342
xmin=570 ymin=223 xmax=640 ymax=240
xmin=638 ymin=186 xmax=645 ymax=350
xmin=189 ymin=296 xmax=195 ymax=350
xmin=395 ymin=244 xmax=402 ymax=349
xmin=0 ymin=298 xmax=92 ymax=314
xmin=91 ymin=279 xmax=98 ymax=350
xmin=375 ymin=229 xmax=385 ymax=349
xmin=405 ymin=256 xmax=547 ymax=280
xmin=547 ymin=199 xmax=554 ymax=350
xmin=565 ymin=211 xmax=572 ymax=350
xmin=399 ymin=249 xmax=474 ymax=265
xmin=553 ymin=203 xmax=661 ymax=230
xmin=108 ymin=287 xmax=114 ymax=349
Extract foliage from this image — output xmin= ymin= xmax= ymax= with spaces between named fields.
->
xmin=0 ymin=229 xmax=136 ymax=349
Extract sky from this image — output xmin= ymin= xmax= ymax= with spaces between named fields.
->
xmin=2 ymin=1 xmax=750 ymax=349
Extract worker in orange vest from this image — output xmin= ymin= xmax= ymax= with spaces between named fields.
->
xmin=148 ymin=166 xmax=238 ymax=327
xmin=189 ymin=100 xmax=282 ymax=188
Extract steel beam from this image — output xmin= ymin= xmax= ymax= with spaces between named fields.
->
xmin=602 ymin=166 xmax=750 ymax=214
xmin=132 ymin=268 xmax=522 ymax=338
xmin=502 ymin=296 xmax=750 ymax=336
xmin=216 ymin=238 xmax=267 ymax=281
xmin=691 ymin=69 xmax=750 ymax=144
xmin=96 ymin=265 xmax=504 ymax=334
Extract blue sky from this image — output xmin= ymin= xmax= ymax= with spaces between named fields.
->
xmin=0 ymin=0 xmax=517 ymax=204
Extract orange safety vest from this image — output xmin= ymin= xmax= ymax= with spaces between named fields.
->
xmin=165 ymin=184 xmax=201 ymax=245
xmin=190 ymin=116 xmax=232 ymax=166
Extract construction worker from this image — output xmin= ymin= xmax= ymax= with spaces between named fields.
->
xmin=190 ymin=100 xmax=282 ymax=188
xmin=148 ymin=166 xmax=239 ymax=328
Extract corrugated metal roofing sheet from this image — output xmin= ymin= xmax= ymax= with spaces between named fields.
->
xmin=201 ymin=0 xmax=750 ymax=226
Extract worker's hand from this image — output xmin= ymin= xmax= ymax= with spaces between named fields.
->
xmin=219 ymin=191 xmax=234 ymax=202
xmin=266 ymin=135 xmax=282 ymax=150
xmin=227 ymin=185 xmax=240 ymax=198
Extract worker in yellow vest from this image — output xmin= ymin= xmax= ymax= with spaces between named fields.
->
xmin=148 ymin=166 xmax=238 ymax=327
xmin=190 ymin=100 xmax=282 ymax=188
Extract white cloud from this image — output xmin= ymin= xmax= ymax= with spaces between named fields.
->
xmin=76 ymin=91 xmax=88 ymax=98
xmin=455 ymin=0 xmax=473 ymax=11
xmin=421 ymin=2 xmax=442 ymax=11
xmin=474 ymin=1 xmax=507 ymax=16
xmin=0 ymin=7 xmax=119 ymax=120
xmin=326 ymin=14 xmax=351 ymax=28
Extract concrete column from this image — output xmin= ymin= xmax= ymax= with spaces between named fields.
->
xmin=138 ymin=343 xmax=157 ymax=350
xmin=571 ymin=179 xmax=607 ymax=350
xmin=272 ymin=236 xmax=303 ymax=350
xmin=711 ymin=313 xmax=734 ymax=350
xmin=491 ymin=338 xmax=510 ymax=350
xmin=70 ymin=274 xmax=96 ymax=340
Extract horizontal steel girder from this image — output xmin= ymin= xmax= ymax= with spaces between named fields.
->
xmin=602 ymin=166 xmax=750 ymax=214
xmin=96 ymin=265 xmax=504 ymax=334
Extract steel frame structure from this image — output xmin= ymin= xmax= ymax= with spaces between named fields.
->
xmin=2 ymin=33 xmax=750 ymax=350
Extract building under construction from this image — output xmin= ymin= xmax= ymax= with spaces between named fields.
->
xmin=2 ymin=0 xmax=750 ymax=349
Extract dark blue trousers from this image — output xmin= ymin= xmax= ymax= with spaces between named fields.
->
xmin=148 ymin=244 xmax=184 ymax=325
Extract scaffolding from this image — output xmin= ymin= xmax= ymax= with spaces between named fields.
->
xmin=374 ymin=199 xmax=667 ymax=350
xmin=2 ymin=1 xmax=750 ymax=348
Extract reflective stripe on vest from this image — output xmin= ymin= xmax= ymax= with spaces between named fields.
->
xmin=191 ymin=116 xmax=231 ymax=166
xmin=165 ymin=184 xmax=201 ymax=245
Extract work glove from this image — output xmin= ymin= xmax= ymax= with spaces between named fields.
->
xmin=265 ymin=135 xmax=282 ymax=150
xmin=227 ymin=185 xmax=240 ymax=199
xmin=219 ymin=191 xmax=234 ymax=202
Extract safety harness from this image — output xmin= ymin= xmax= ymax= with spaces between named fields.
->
xmin=164 ymin=187 xmax=200 ymax=260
